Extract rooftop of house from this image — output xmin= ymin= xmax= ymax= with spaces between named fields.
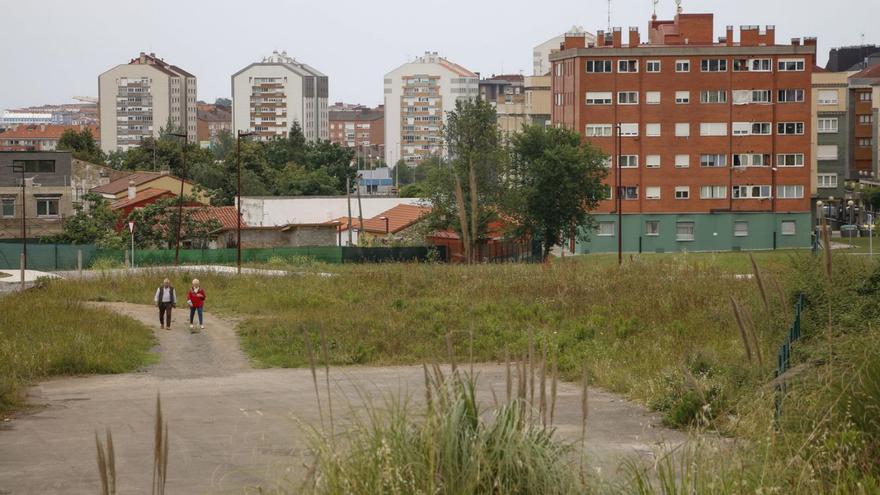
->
xmin=186 ymin=206 xmax=246 ymax=231
xmin=91 ymin=171 xmax=176 ymax=195
xmin=0 ymin=124 xmax=100 ymax=140
xmin=128 ymin=52 xmax=194 ymax=79
xmin=339 ymin=204 xmax=432 ymax=234
xmin=110 ymin=188 xmax=173 ymax=210
xmin=329 ymin=106 xmax=384 ymax=121
xmin=196 ymin=104 xmax=231 ymax=122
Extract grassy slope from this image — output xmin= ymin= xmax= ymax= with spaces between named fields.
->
xmin=0 ymin=285 xmax=156 ymax=413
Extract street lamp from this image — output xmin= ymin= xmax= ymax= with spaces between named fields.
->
xmin=816 ymin=200 xmax=825 ymax=251
xmin=848 ymin=199 xmax=855 ymax=247
xmin=236 ymin=130 xmax=256 ymax=274
xmin=10 ymin=162 xmax=27 ymax=282
xmin=168 ymin=132 xmax=189 ymax=266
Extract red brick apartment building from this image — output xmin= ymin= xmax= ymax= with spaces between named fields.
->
xmin=551 ymin=10 xmax=816 ymax=253
xmin=328 ymin=104 xmax=384 ymax=158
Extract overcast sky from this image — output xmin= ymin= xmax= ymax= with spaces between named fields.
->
xmin=0 ymin=0 xmax=877 ymax=111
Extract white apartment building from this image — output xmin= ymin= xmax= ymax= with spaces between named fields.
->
xmin=231 ymin=51 xmax=329 ymax=142
xmin=533 ymin=27 xmax=594 ymax=76
xmin=384 ymin=52 xmax=478 ymax=166
xmin=98 ymin=52 xmax=197 ymax=153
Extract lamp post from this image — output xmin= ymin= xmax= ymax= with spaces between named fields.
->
xmin=615 ymin=123 xmax=622 ymax=266
xmin=816 ymin=200 xmax=825 ymax=251
xmin=848 ymin=199 xmax=855 ymax=247
xmin=10 ymin=162 xmax=26 ymax=281
xmin=236 ymin=130 xmax=256 ymax=274
xmin=169 ymin=132 xmax=189 ymax=266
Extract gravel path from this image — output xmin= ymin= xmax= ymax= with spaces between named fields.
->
xmin=0 ymin=303 xmax=686 ymax=494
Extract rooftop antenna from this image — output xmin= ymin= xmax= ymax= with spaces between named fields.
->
xmin=607 ymin=0 xmax=611 ymax=32
xmin=652 ymin=0 xmax=659 ymax=19
xmin=675 ymin=0 xmax=682 ymax=14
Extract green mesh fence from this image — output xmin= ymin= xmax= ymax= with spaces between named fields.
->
xmin=93 ymin=246 xmax=345 ymax=267
xmin=0 ymin=243 xmax=98 ymax=271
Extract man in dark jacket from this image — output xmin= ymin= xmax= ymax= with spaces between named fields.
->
xmin=153 ymin=278 xmax=176 ymax=330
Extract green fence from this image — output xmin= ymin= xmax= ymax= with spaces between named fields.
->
xmin=0 ymin=243 xmax=97 ymax=271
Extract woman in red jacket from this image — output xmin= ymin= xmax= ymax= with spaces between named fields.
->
xmin=187 ymin=279 xmax=206 ymax=333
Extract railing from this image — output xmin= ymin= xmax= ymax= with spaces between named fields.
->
xmin=774 ymin=293 xmax=805 ymax=425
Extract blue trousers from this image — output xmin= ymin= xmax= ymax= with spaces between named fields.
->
xmin=189 ymin=306 xmax=203 ymax=325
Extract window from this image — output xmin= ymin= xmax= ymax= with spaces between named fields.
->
xmin=618 ymin=60 xmax=638 ymax=72
xmin=675 ymin=60 xmax=690 ymax=72
xmin=778 ymin=89 xmax=805 ymax=103
xmin=674 ymin=186 xmax=690 ymax=199
xmin=646 ymin=60 xmax=661 ymax=72
xmin=701 ymin=59 xmax=728 ymax=72
xmin=817 ymin=90 xmax=839 ymax=104
xmin=598 ymin=221 xmax=615 ymax=236
xmin=700 ymin=123 xmax=728 ymax=136
xmin=646 ymin=186 xmax=661 ymax=199
xmin=675 ymin=123 xmax=690 ymax=137
xmin=778 ymin=59 xmax=805 ymax=71
xmin=781 ymin=221 xmax=797 ymax=236
xmin=12 ymin=160 xmax=55 ymax=173
xmin=859 ymin=138 xmax=874 ymax=147
xmin=675 ymin=154 xmax=690 ymax=168
xmin=676 ymin=222 xmax=695 ymax=241
xmin=733 ymin=59 xmax=748 ymax=71
xmin=645 ymin=221 xmax=660 ymax=236
xmin=585 ymin=92 xmax=612 ymax=105
xmin=700 ymin=154 xmax=727 ymax=167
xmin=646 ymin=155 xmax=661 ymax=168
xmin=700 ymin=90 xmax=727 ymax=103
xmin=619 ymin=155 xmax=639 ymax=168
xmin=734 ymin=221 xmax=749 ymax=237
xmin=586 ymin=60 xmax=612 ymax=73
xmin=817 ymin=145 xmax=839 ymax=160
xmin=733 ymin=154 xmax=770 ymax=167
xmin=732 ymin=185 xmax=772 ymax=199
xmin=818 ymin=118 xmax=839 ymax=133
xmin=645 ymin=91 xmax=661 ymax=104
xmin=817 ymin=173 xmax=838 ymax=188
xmin=622 ymin=186 xmax=639 ymax=199
xmin=675 ymin=91 xmax=690 ymax=104
xmin=777 ymin=154 xmax=805 ymax=167
xmin=777 ymin=122 xmax=805 ymax=135
xmin=777 ymin=185 xmax=804 ymax=199
xmin=860 ymin=115 xmax=874 ymax=125
xmin=700 ymin=185 xmax=727 ymax=199
xmin=646 ymin=123 xmax=661 ymax=136
xmin=733 ymin=90 xmax=770 ymax=104
xmin=1 ymin=198 xmax=13 ymax=218
xmin=36 ymin=197 xmax=59 ymax=217
xmin=619 ymin=123 xmax=639 ymax=136
xmin=618 ymin=91 xmax=639 ymax=104
xmin=586 ymin=124 xmax=613 ymax=137
xmin=555 ymin=63 xmax=563 ymax=76
xmin=732 ymin=122 xmax=772 ymax=135
xmin=733 ymin=58 xmax=772 ymax=72
xmin=860 ymin=92 xmax=873 ymax=102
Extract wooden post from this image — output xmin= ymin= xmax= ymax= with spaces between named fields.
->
xmin=77 ymin=249 xmax=83 ymax=278
xmin=20 ymin=253 xmax=25 ymax=291
xmin=124 ymin=250 xmax=130 ymax=268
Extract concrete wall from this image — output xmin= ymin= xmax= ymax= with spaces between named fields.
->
xmin=240 ymin=196 xmax=424 ymax=226
xmin=576 ymin=212 xmax=812 ymax=253
xmin=216 ymin=226 xmax=337 ymax=248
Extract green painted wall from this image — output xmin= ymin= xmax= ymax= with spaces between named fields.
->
xmin=577 ymin=212 xmax=812 ymax=253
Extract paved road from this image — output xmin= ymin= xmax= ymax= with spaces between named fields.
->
xmin=0 ymin=303 xmax=686 ymax=494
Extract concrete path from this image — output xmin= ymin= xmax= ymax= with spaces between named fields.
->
xmin=0 ymin=304 xmax=686 ymax=494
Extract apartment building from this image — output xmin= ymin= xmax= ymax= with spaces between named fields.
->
xmin=479 ymin=75 xmax=527 ymax=137
xmin=533 ymin=27 xmax=595 ymax=76
xmin=0 ymin=152 xmax=75 ymax=239
xmin=849 ymin=65 xmax=880 ymax=179
xmin=196 ymin=103 xmax=232 ymax=148
xmin=551 ymin=11 xmax=816 ymax=253
xmin=524 ymin=75 xmax=552 ymax=127
xmin=812 ymin=71 xmax=852 ymax=201
xmin=0 ymin=124 xmax=99 ymax=151
xmin=231 ymin=51 xmax=329 ymax=142
xmin=329 ymin=104 xmax=384 ymax=156
xmin=383 ymin=52 xmax=478 ymax=166
xmin=98 ymin=53 xmax=197 ymax=153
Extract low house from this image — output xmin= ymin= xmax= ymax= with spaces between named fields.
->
xmin=109 ymin=187 xmax=177 ymax=229
xmin=91 ymin=171 xmax=209 ymax=204
xmin=331 ymin=203 xmax=431 ymax=246
xmin=189 ymin=206 xmax=338 ymax=249
xmin=426 ymin=220 xmax=531 ymax=263
xmin=240 ymin=196 xmax=423 ymax=227
xmin=0 ymin=151 xmax=76 ymax=239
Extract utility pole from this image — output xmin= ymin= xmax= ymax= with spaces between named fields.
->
xmin=615 ymin=123 xmax=622 ymax=266
xmin=10 ymin=163 xmax=27 ymax=274
xmin=356 ymin=173 xmax=364 ymax=240
xmin=236 ymin=130 xmax=256 ymax=274
xmin=169 ymin=133 xmax=188 ymax=266
xmin=346 ymin=176 xmax=353 ymax=246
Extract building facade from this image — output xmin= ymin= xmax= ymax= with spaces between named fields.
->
xmin=98 ymin=53 xmax=197 ymax=153
xmin=0 ymin=124 xmax=100 ymax=152
xmin=524 ymin=75 xmax=552 ymax=128
xmin=849 ymin=66 xmax=880 ymax=179
xmin=812 ymin=71 xmax=852 ymax=201
xmin=383 ymin=52 xmax=479 ymax=166
xmin=479 ymin=75 xmax=527 ymax=137
xmin=0 ymin=152 xmax=76 ymax=239
xmin=533 ymin=27 xmax=595 ymax=76
xmin=231 ymin=51 xmax=329 ymax=142
xmin=196 ymin=103 xmax=232 ymax=148
xmin=551 ymin=11 xmax=816 ymax=253
xmin=329 ymin=104 xmax=384 ymax=156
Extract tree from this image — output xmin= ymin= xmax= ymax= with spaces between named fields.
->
xmin=304 ymin=139 xmax=355 ymax=193
xmin=507 ymin=125 xmax=608 ymax=260
xmin=214 ymin=97 xmax=232 ymax=108
xmin=125 ymin=197 xmax=221 ymax=249
xmin=393 ymin=160 xmax=416 ymax=185
xmin=437 ymin=99 xmax=505 ymax=263
xmin=42 ymin=193 xmax=125 ymax=249
xmin=276 ymin=164 xmax=339 ymax=196
xmin=58 ymin=128 xmax=105 ymax=164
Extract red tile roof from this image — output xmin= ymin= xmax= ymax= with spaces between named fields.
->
xmin=853 ymin=64 xmax=880 ymax=79
xmin=360 ymin=204 xmax=431 ymax=234
xmin=325 ymin=216 xmax=363 ymax=231
xmin=91 ymin=171 xmax=175 ymax=195
xmin=0 ymin=124 xmax=99 ymax=140
xmin=186 ymin=206 xmax=246 ymax=230
xmin=110 ymin=188 xmax=173 ymax=210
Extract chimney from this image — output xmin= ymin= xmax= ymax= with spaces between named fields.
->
xmin=612 ymin=27 xmax=622 ymax=48
xmin=726 ymin=26 xmax=734 ymax=46
xmin=628 ymin=27 xmax=640 ymax=46
xmin=127 ymin=180 xmax=136 ymax=200
xmin=804 ymin=37 xmax=818 ymax=66
xmin=765 ymin=25 xmax=776 ymax=45
xmin=596 ymin=30 xmax=606 ymax=47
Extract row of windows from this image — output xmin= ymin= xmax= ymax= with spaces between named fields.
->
xmin=582 ymin=58 xmax=806 ymax=74
xmin=606 ymin=153 xmax=804 ymax=168
xmin=583 ymin=89 xmax=805 ymax=106
xmin=585 ymin=122 xmax=807 ymax=137
xmin=597 ymin=219 xmax=798 ymax=240
xmin=0 ymin=197 xmax=60 ymax=218
xmin=608 ymin=184 xmax=803 ymax=201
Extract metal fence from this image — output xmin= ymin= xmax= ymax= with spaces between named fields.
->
xmin=0 ymin=243 xmax=96 ymax=271
xmin=774 ymin=293 xmax=805 ymax=425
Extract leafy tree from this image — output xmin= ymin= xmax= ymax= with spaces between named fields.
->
xmin=214 ymin=97 xmax=232 ymax=108
xmin=277 ymin=164 xmax=339 ymax=196
xmin=305 ymin=139 xmax=355 ymax=193
xmin=507 ymin=125 xmax=608 ymax=260
xmin=42 ymin=193 xmax=125 ymax=249
xmin=435 ymin=99 xmax=505 ymax=263
xmin=211 ymin=129 xmax=235 ymax=160
xmin=393 ymin=160 xmax=416 ymax=185
xmin=399 ymin=182 xmax=429 ymax=198
xmin=125 ymin=196 xmax=221 ymax=249
xmin=58 ymin=128 xmax=105 ymax=164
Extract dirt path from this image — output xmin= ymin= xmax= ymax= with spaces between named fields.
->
xmin=0 ymin=303 xmax=687 ymax=494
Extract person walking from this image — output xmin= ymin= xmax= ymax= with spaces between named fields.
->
xmin=154 ymin=278 xmax=176 ymax=330
xmin=187 ymin=278 xmax=206 ymax=333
